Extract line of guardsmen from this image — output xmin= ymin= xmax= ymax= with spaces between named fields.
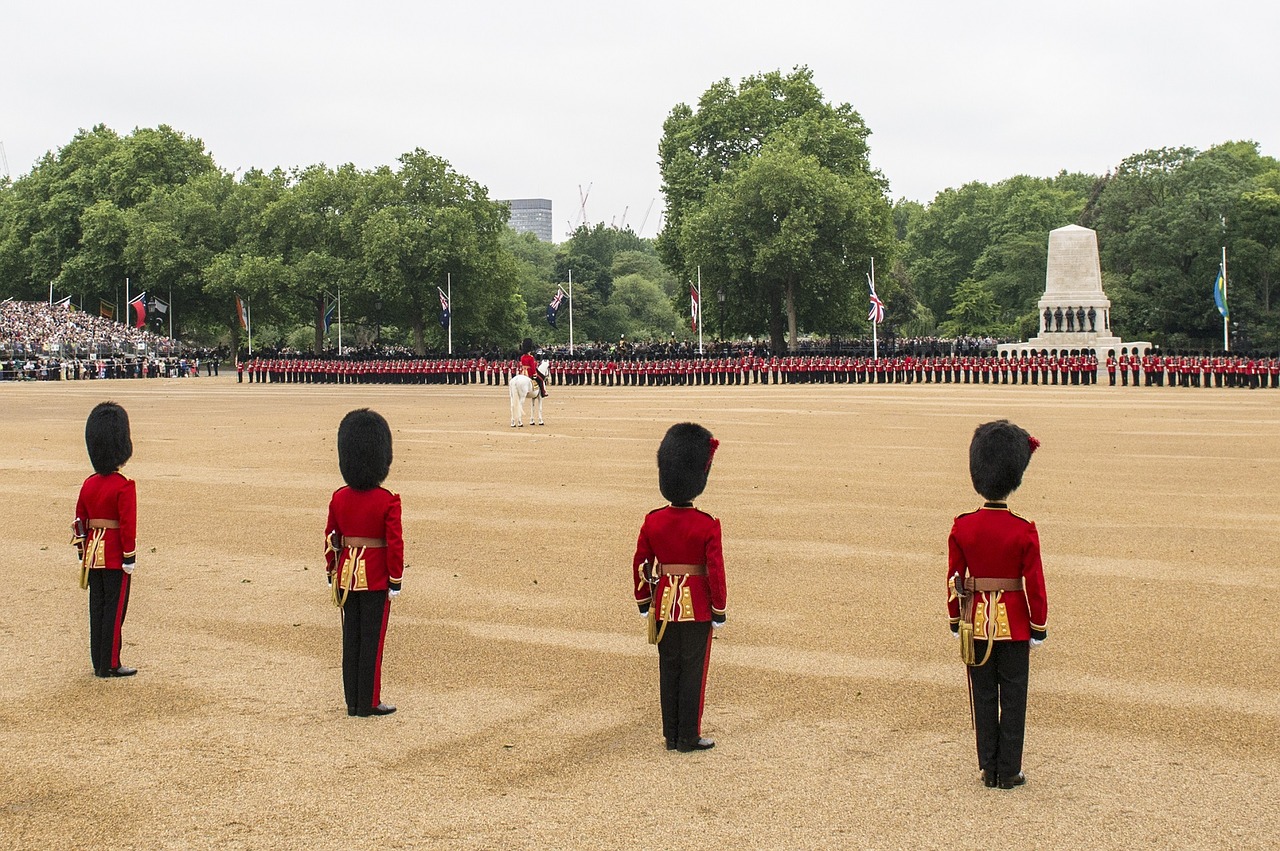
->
xmin=1105 ymin=352 xmax=1280 ymax=389
xmin=235 ymin=352 xmax=1280 ymax=389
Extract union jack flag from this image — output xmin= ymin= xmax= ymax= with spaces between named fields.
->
xmin=437 ymin=287 xmax=450 ymax=329
xmin=547 ymin=286 xmax=566 ymax=328
xmin=867 ymin=274 xmax=886 ymax=324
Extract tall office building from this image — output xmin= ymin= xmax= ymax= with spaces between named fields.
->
xmin=502 ymin=198 xmax=554 ymax=243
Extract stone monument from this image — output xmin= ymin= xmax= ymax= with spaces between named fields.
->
xmin=999 ymin=224 xmax=1149 ymax=363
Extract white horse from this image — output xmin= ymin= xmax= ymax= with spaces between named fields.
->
xmin=509 ymin=359 xmax=550 ymax=427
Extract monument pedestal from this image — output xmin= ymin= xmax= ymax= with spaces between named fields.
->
xmin=998 ymin=224 xmax=1150 ymax=363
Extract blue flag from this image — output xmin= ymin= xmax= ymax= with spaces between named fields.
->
xmin=438 ymin=287 xmax=451 ymax=329
xmin=324 ymin=298 xmax=337 ymax=332
xmin=547 ymin=287 xmax=566 ymax=328
xmin=1213 ymin=266 xmax=1228 ymax=318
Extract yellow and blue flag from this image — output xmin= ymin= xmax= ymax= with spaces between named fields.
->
xmin=1213 ymin=266 xmax=1228 ymax=318
xmin=323 ymin=298 xmax=337 ymax=332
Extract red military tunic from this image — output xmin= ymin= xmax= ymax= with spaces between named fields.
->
xmin=75 ymin=472 xmax=137 ymax=569
xmin=632 ymin=505 xmax=726 ymax=623
xmin=947 ymin=502 xmax=1047 ymax=641
xmin=325 ymin=487 xmax=404 ymax=592
xmin=520 ymin=353 xmax=538 ymax=379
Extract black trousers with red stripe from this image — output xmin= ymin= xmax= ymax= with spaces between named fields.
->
xmin=656 ymin=620 xmax=713 ymax=745
xmin=968 ymin=640 xmax=1030 ymax=779
xmin=88 ymin=568 xmax=130 ymax=673
xmin=342 ymin=590 xmax=391 ymax=713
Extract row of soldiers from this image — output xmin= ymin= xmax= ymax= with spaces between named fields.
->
xmin=235 ymin=352 xmax=1280 ymax=388
xmin=1107 ymin=352 xmax=1280 ymax=388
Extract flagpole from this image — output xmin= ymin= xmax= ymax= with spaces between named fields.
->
xmin=124 ymin=277 xmax=129 ymax=325
xmin=1222 ymin=246 xmax=1229 ymax=352
xmin=568 ymin=269 xmax=574 ymax=355
xmin=247 ymin=301 xmax=253 ymax=356
xmin=49 ymin=281 xmax=53 ymax=305
xmin=337 ymin=286 xmax=342 ymax=355
xmin=447 ymin=273 xmax=453 ymax=355
xmin=871 ymin=257 xmax=878 ymax=360
xmin=697 ymin=267 xmax=703 ymax=355
xmin=168 ymin=288 xmax=173 ymax=340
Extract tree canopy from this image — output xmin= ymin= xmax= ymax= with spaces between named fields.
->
xmin=658 ymin=67 xmax=896 ymax=352
xmin=2 ymin=115 xmax=1277 ymax=355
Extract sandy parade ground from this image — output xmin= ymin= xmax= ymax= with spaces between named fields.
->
xmin=1 ymin=374 xmax=1278 ymax=850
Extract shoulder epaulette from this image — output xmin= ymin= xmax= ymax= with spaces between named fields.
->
xmin=954 ymin=508 xmax=980 ymax=521
xmin=1008 ymin=509 xmax=1034 ymax=524
xmin=646 ymin=505 xmax=667 ymax=516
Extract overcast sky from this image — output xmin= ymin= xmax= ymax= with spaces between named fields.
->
xmin=6 ymin=1 xmax=1278 ymax=241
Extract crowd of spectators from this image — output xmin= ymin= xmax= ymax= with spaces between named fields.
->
xmin=1 ymin=300 xmax=180 ymax=357
xmin=0 ymin=299 xmax=192 ymax=381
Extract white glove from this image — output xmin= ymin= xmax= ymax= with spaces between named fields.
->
xmin=388 ymin=589 xmax=400 ymax=599
xmin=711 ymin=621 xmax=724 ymax=631
xmin=951 ymin=630 xmax=960 ymax=639
xmin=1030 ymin=638 xmax=1044 ymax=648
xmin=639 ymin=610 xmax=650 ymax=619
xmin=122 ymin=563 xmax=134 ymax=575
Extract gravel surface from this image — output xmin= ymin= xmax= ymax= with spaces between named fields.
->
xmin=2 ymin=377 xmax=1277 ymax=850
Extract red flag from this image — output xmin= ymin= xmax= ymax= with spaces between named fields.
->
xmin=129 ymin=292 xmax=147 ymax=328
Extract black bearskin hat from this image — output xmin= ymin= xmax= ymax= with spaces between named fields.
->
xmin=338 ymin=408 xmax=392 ymax=491
xmin=85 ymin=401 xmax=133 ymax=474
xmin=969 ymin=419 xmax=1037 ymax=501
xmin=521 ymin=337 xmax=535 ymax=355
xmin=658 ymin=422 xmax=718 ymax=505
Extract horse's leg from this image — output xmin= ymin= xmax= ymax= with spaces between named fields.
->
xmin=534 ymin=393 xmax=543 ymax=425
xmin=509 ymin=384 xmax=520 ymax=427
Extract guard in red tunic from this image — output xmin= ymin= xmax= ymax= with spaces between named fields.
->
xmin=947 ymin=420 xmax=1048 ymax=790
xmin=632 ymin=423 xmax=727 ymax=753
xmin=325 ymin=409 xmax=404 ymax=718
xmin=72 ymin=402 xmax=139 ymax=678
xmin=519 ymin=337 xmax=547 ymax=398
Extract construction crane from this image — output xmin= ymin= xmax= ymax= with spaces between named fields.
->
xmin=637 ymin=198 xmax=656 ymax=237
xmin=576 ymin=183 xmax=592 ymax=229
xmin=566 ymin=183 xmax=593 ymax=237
xmin=0 ymin=142 xmax=9 ymax=181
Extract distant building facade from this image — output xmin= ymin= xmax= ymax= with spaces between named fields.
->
xmin=502 ymin=198 xmax=553 ymax=243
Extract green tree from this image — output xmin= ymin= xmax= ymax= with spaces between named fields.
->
xmin=201 ymin=167 xmax=292 ymax=353
xmin=658 ymin=67 xmax=894 ymax=351
xmin=902 ymin=173 xmax=1090 ymax=338
xmin=551 ymin=253 xmax=610 ymax=343
xmin=609 ymin=273 xmax=681 ymax=340
xmin=940 ymin=279 xmax=1010 ymax=338
xmin=123 ymin=169 xmax=240 ymax=336
xmin=0 ymin=124 xmax=216 ymax=308
xmin=362 ymin=150 xmax=522 ymax=353
xmin=1091 ymin=142 xmax=1279 ymax=349
xmin=501 ymin=228 xmax=554 ymax=339
xmin=1231 ymin=185 xmax=1280 ymax=345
